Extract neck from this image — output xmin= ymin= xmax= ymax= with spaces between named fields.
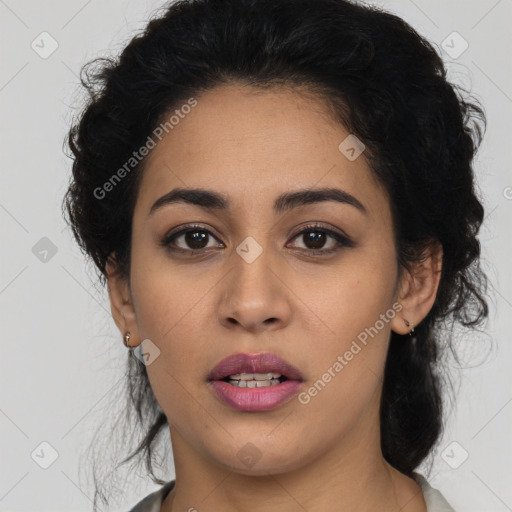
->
xmin=161 ymin=416 xmax=426 ymax=512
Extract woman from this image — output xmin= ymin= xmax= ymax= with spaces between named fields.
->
xmin=62 ymin=0 xmax=489 ymax=510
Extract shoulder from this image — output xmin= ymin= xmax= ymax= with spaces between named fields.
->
xmin=128 ymin=481 xmax=175 ymax=512
xmin=413 ymin=472 xmax=456 ymax=512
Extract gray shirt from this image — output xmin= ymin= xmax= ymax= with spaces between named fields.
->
xmin=128 ymin=473 xmax=455 ymax=512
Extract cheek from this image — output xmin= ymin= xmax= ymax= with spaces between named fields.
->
xmin=128 ymin=251 xmax=215 ymax=406
xmin=292 ymin=245 xmax=398 ymax=425
xmin=303 ymin=243 xmax=398 ymax=349
xmin=130 ymin=242 xmax=210 ymax=339
xmin=294 ymin=280 xmax=395 ymax=442
xmin=129 ymin=261 xmax=212 ymax=426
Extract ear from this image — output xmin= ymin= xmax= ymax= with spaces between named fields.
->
xmin=391 ymin=240 xmax=443 ymax=335
xmin=106 ymin=254 xmax=141 ymax=346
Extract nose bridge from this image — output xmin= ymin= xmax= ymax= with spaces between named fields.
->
xmin=229 ymin=207 xmax=277 ymax=281
xmin=217 ymin=233 xmax=291 ymax=331
xmin=230 ymin=234 xmax=278 ymax=302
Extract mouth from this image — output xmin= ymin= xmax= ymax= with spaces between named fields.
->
xmin=220 ymin=372 xmax=288 ymax=388
xmin=208 ymin=351 xmax=304 ymax=383
xmin=208 ymin=352 xmax=304 ymax=412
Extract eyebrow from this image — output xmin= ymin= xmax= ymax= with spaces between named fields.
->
xmin=149 ymin=186 xmax=367 ymax=216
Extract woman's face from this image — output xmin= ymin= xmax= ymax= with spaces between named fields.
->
xmin=119 ymin=83 xmax=407 ymax=475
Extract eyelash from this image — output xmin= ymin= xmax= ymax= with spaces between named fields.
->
xmin=160 ymin=223 xmax=355 ymax=256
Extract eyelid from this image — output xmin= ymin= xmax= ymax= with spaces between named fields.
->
xmin=289 ymin=222 xmax=353 ymax=242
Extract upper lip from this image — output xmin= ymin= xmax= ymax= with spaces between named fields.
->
xmin=209 ymin=352 xmax=304 ymax=381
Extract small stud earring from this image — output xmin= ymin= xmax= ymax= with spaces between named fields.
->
xmin=124 ymin=331 xmax=132 ymax=348
xmin=404 ymin=319 xmax=415 ymax=335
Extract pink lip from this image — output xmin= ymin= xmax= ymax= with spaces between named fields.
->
xmin=208 ymin=352 xmax=304 ymax=412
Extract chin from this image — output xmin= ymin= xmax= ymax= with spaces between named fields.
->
xmin=209 ymin=437 xmax=312 ymax=477
xmin=224 ymin=457 xmax=304 ymax=477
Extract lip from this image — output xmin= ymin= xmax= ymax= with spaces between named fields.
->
xmin=208 ymin=352 xmax=304 ymax=412
xmin=209 ymin=352 xmax=304 ymax=381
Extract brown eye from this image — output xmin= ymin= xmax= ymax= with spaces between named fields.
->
xmin=287 ymin=224 xmax=355 ymax=255
xmin=301 ymin=231 xmax=328 ymax=250
xmin=161 ymin=224 xmax=224 ymax=252
xmin=182 ymin=229 xmax=209 ymax=249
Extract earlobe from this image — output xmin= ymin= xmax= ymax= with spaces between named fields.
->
xmin=391 ymin=241 xmax=443 ymax=336
xmin=106 ymin=255 xmax=141 ymax=346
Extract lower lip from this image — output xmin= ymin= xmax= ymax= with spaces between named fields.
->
xmin=210 ymin=380 xmax=303 ymax=411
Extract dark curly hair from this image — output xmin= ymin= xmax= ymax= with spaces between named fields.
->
xmin=62 ymin=0 xmax=489 ymax=508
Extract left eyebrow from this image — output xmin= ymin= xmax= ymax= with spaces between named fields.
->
xmin=148 ymin=186 xmax=367 ymax=217
xmin=274 ymin=187 xmax=367 ymax=215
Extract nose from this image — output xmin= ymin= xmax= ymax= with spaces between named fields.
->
xmin=217 ymin=246 xmax=293 ymax=334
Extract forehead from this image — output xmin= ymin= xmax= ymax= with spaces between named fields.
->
xmin=134 ymin=83 xmax=389 ymax=219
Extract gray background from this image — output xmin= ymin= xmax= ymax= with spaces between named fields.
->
xmin=1 ymin=0 xmax=511 ymax=510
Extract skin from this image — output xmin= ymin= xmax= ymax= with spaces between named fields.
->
xmin=107 ymin=83 xmax=443 ymax=512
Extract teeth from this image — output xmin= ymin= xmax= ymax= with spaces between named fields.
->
xmin=227 ymin=378 xmax=281 ymax=388
xmin=228 ymin=372 xmax=281 ymax=381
